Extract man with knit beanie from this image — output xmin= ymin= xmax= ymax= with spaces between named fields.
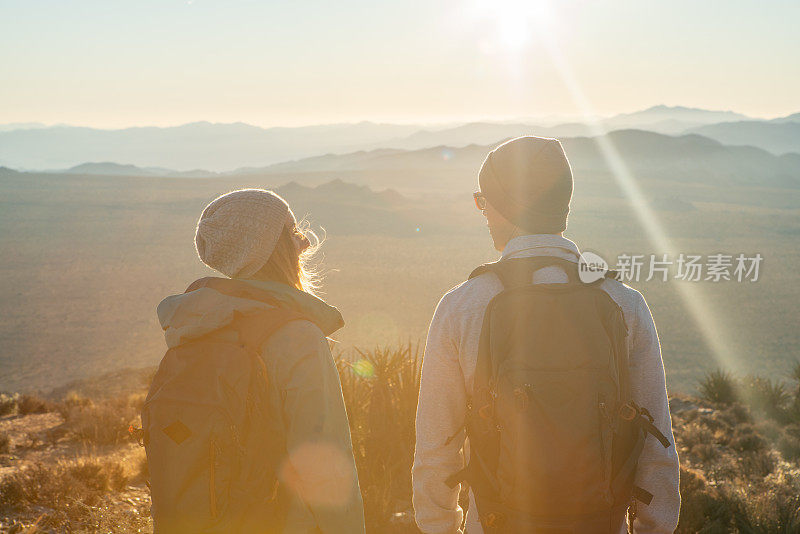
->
xmin=412 ymin=137 xmax=680 ymax=533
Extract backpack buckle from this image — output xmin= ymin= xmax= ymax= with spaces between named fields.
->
xmin=619 ymin=402 xmax=638 ymax=421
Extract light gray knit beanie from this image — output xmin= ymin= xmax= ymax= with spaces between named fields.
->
xmin=195 ymin=189 xmax=295 ymax=278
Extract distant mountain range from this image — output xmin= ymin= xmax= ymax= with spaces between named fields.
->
xmin=2 ymin=106 xmax=798 ymax=172
xmin=249 ymin=129 xmax=800 ymax=192
xmin=687 ymin=120 xmax=800 ymax=155
xmin=0 ymin=121 xmax=425 ymax=172
xmin=7 ymin=130 xmax=798 ymax=197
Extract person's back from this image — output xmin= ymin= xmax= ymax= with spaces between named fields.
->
xmin=144 ymin=189 xmax=365 ymax=534
xmin=412 ymin=137 xmax=680 ymax=533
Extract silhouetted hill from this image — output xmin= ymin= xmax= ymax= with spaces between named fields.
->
xmin=370 ymin=106 xmax=752 ymax=151
xmin=609 ymin=105 xmax=750 ymax=130
xmin=246 ymin=130 xmax=800 ymax=192
xmin=62 ymin=162 xmax=218 ymax=178
xmin=0 ymin=121 xmax=424 ymax=171
xmin=0 ymin=105 xmax=777 ymax=172
xmin=687 ymin=121 xmax=800 ymax=155
xmin=64 ymin=162 xmax=159 ymax=176
xmin=771 ymin=112 xmax=800 ymax=123
xmin=0 ymin=122 xmax=47 ymax=132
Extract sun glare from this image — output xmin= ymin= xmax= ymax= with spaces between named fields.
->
xmin=533 ymin=34 xmax=742 ymax=375
xmin=469 ymin=0 xmax=559 ymax=53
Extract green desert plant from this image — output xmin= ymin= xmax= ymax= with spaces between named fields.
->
xmin=698 ymin=369 xmax=738 ymax=405
xmin=740 ymin=376 xmax=792 ymax=423
xmin=337 ymin=344 xmax=422 ymax=533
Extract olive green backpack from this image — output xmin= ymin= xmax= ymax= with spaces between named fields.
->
xmin=447 ymin=257 xmax=671 ymax=533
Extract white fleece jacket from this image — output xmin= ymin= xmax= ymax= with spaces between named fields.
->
xmin=412 ymin=234 xmax=680 ymax=534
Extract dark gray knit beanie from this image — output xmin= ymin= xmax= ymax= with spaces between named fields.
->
xmin=478 ymin=136 xmax=573 ymax=234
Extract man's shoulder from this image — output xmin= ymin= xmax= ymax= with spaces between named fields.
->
xmin=599 ymin=277 xmax=650 ymax=324
xmin=436 ymin=270 xmax=502 ymax=318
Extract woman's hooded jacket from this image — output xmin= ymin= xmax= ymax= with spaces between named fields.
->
xmin=156 ymin=276 xmax=365 ymax=534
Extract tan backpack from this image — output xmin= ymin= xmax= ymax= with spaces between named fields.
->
xmin=142 ymin=278 xmax=302 ymax=533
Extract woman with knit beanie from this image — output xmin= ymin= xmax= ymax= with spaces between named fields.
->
xmin=146 ymin=189 xmax=365 ymax=533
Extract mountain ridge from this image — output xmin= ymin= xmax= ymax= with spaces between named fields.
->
xmin=4 ymin=105 xmax=798 ymax=171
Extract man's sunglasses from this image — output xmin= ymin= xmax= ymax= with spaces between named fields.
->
xmin=473 ymin=191 xmax=487 ymax=211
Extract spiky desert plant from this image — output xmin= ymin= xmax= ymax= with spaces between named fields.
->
xmin=740 ymin=376 xmax=791 ymax=423
xmin=337 ymin=344 xmax=422 ymax=533
xmin=698 ymin=369 xmax=738 ymax=405
xmin=788 ymin=361 xmax=800 ymax=424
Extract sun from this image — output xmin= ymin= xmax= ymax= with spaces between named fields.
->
xmin=468 ymin=0 xmax=559 ymax=52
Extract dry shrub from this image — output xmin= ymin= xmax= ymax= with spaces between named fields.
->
xmin=0 ymin=458 xmax=128 ymax=512
xmin=689 ymin=443 xmax=717 ymax=463
xmin=739 ymin=450 xmax=776 ymax=478
xmin=676 ymin=466 xmax=733 ymax=533
xmin=730 ymin=424 xmax=767 ymax=453
xmin=730 ymin=478 xmax=800 ymax=533
xmin=755 ymin=418 xmax=785 ymax=443
xmin=0 ymin=431 xmax=10 ymax=454
xmin=16 ymin=395 xmax=52 ymax=416
xmin=713 ymin=403 xmax=750 ymax=427
xmin=679 ymin=421 xmax=714 ymax=450
xmin=0 ymin=393 xmax=18 ymax=416
xmin=777 ymin=431 xmax=800 ymax=462
xmin=0 ymin=458 xmax=148 ymax=533
xmin=60 ymin=395 xmax=141 ymax=446
xmin=55 ymin=390 xmax=92 ymax=420
xmin=137 ymin=452 xmax=149 ymax=482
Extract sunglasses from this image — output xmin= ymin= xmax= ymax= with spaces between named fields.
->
xmin=473 ymin=191 xmax=487 ymax=211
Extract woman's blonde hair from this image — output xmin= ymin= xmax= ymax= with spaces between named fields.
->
xmin=251 ymin=218 xmax=322 ymax=295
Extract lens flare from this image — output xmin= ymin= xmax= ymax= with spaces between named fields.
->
xmin=352 ymin=358 xmax=375 ymax=378
xmin=279 ymin=442 xmax=356 ymax=507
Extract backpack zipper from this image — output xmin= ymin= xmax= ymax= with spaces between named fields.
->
xmin=209 ymin=437 xmax=218 ymax=520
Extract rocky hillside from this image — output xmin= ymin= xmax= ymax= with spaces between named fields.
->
xmin=1 ymin=360 xmax=800 ymax=533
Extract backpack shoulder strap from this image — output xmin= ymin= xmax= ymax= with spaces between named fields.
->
xmin=470 ymin=256 xmax=620 ymax=289
xmin=469 ymin=256 xmax=582 ymax=288
xmin=468 ymin=261 xmax=500 ymax=281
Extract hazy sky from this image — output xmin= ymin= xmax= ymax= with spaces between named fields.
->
xmin=2 ymin=0 xmax=798 ymax=128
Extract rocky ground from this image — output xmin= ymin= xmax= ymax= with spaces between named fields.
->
xmin=1 ymin=365 xmax=799 ymax=533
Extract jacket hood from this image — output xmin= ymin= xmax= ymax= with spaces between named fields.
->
xmin=157 ymin=277 xmax=344 ymax=348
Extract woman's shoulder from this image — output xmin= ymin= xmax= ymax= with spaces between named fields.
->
xmin=260 ymin=316 xmax=328 ymax=356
